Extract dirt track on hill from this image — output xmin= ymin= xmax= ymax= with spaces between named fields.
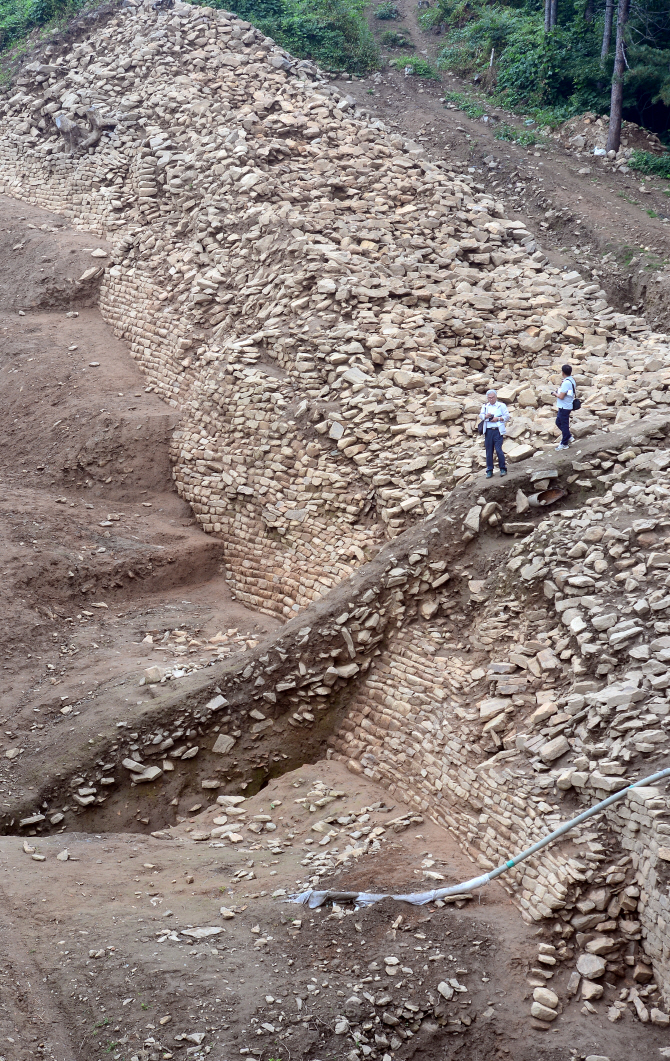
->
xmin=335 ymin=2 xmax=670 ymax=330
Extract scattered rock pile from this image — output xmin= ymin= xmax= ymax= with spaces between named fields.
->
xmin=555 ymin=112 xmax=666 ymax=167
xmin=160 ymin=775 xmax=428 ymax=896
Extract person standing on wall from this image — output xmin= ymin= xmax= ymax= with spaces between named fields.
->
xmin=478 ymin=388 xmax=510 ymax=479
xmin=552 ymin=364 xmax=577 ymax=451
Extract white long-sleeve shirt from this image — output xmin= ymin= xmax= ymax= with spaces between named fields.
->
xmin=479 ymin=400 xmax=510 ymax=436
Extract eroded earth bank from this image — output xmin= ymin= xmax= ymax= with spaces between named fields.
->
xmin=1 ymin=3 xmax=670 ymax=1061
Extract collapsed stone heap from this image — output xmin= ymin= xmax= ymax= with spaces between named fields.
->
xmin=2 ymin=0 xmax=670 ymax=624
xmin=555 ymin=111 xmax=666 ymax=168
xmin=2 ymin=0 xmax=670 ymax=1024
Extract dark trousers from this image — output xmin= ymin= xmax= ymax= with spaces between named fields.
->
xmin=556 ymin=408 xmax=571 ymax=446
xmin=485 ymin=427 xmax=506 ymax=473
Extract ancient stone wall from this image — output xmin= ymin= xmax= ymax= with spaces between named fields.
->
xmin=4 ymin=0 xmax=669 ymax=623
xmin=608 ymin=789 xmax=670 ymax=1004
xmin=2 ymin=0 xmax=670 ymax=1010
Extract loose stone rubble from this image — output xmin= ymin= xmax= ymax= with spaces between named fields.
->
xmin=555 ymin=111 xmax=666 ymax=172
xmin=2 ymin=0 xmax=670 ymax=1035
xmin=163 ymin=776 xmax=429 ymax=893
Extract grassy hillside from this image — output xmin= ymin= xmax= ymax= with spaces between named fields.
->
xmin=0 ymin=0 xmax=91 ymax=50
xmin=422 ymin=0 xmax=670 ymax=142
xmin=195 ymin=0 xmax=379 ymax=74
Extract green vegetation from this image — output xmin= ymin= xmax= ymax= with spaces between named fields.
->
xmin=618 ymin=244 xmax=667 ymax=270
xmin=443 ymin=89 xmax=485 ymax=118
xmin=391 ymin=55 xmax=438 ymax=77
xmin=0 ymin=0 xmax=92 ymax=50
xmin=494 ymin=122 xmax=541 ymax=146
xmin=193 ymin=0 xmax=379 ymax=74
xmin=375 ymin=2 xmax=400 ymax=19
xmin=425 ymin=0 xmax=670 ymax=139
xmin=629 ymin=148 xmax=670 ymax=179
xmin=380 ymin=29 xmax=413 ymax=47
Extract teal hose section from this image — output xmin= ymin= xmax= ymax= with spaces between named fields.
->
xmin=485 ymin=766 xmax=670 ymax=883
xmin=292 ymin=766 xmax=670 ymax=909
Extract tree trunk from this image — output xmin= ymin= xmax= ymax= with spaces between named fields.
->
xmin=544 ymin=0 xmax=551 ymax=33
xmin=550 ymin=0 xmax=558 ymax=29
xmin=601 ymin=0 xmax=614 ymax=60
xmin=606 ymin=0 xmax=630 ymax=153
xmin=584 ymin=0 xmax=594 ymax=22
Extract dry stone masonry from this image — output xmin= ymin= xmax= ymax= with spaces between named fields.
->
xmin=2 ymin=0 xmax=670 ymax=1026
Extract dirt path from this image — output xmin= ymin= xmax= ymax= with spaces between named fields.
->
xmin=334 ymin=4 xmax=670 ymax=329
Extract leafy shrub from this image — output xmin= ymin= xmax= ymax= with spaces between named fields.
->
xmin=494 ymin=18 xmax=605 ymax=112
xmin=391 ymin=55 xmax=438 ymax=77
xmin=278 ymin=0 xmax=379 ymax=73
xmin=430 ymin=0 xmax=670 ymax=133
xmin=437 ymin=8 xmax=603 ymax=113
xmin=417 ymin=7 xmax=443 ymax=29
xmin=519 ymin=104 xmax=571 ymax=129
xmin=199 ymin=0 xmax=380 ymax=74
xmin=214 ymin=0 xmax=284 ymax=21
xmin=0 ymin=0 xmax=90 ymax=50
xmin=375 ymin=2 xmax=400 ymax=19
xmin=437 ymin=5 xmax=524 ymax=77
xmin=380 ymin=29 xmax=413 ymax=47
xmin=494 ymin=122 xmax=540 ymax=145
xmin=629 ymin=149 xmax=670 ymax=179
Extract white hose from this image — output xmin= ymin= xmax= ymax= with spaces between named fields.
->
xmin=291 ymin=766 xmax=670 ymax=909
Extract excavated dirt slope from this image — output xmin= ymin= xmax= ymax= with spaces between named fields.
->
xmin=1 ymin=2 xmax=670 ymax=1060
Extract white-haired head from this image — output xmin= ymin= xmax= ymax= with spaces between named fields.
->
xmin=486 ymin=389 xmax=497 ymax=399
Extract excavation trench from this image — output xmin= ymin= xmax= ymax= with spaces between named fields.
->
xmin=4 ymin=412 xmax=668 ymax=841
xmin=3 ymin=13 xmax=670 ymax=1049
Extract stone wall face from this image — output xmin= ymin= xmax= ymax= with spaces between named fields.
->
xmin=607 ymin=790 xmax=670 ymax=1002
xmin=330 ymin=576 xmax=670 ymax=1004
xmin=329 ymin=619 xmax=577 ymax=918
xmin=2 ymin=0 xmax=670 ymax=1009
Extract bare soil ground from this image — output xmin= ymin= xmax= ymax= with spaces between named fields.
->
xmin=0 ymin=191 xmax=279 ymax=818
xmin=4 ymin=760 xmax=666 ymax=1061
xmin=2 ymin=42 xmax=670 ymax=1059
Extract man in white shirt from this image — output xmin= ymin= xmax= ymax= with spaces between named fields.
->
xmin=478 ymin=389 xmax=510 ymax=479
xmin=552 ymin=363 xmax=577 ymax=450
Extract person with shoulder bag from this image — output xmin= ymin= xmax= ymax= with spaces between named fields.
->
xmin=552 ymin=363 xmax=579 ymax=450
xmin=478 ymin=388 xmax=510 ymax=478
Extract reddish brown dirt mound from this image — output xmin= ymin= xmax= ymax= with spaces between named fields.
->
xmin=0 ymin=192 xmax=278 ymax=776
